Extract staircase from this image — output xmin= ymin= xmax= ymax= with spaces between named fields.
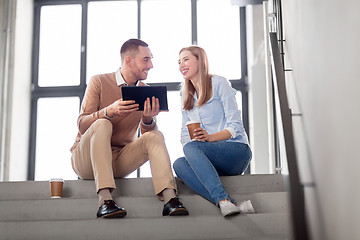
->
xmin=0 ymin=174 xmax=291 ymax=240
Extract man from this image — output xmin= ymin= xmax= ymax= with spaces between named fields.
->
xmin=70 ymin=39 xmax=188 ymax=218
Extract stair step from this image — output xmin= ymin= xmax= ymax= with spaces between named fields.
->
xmin=0 ymin=192 xmax=289 ymax=221
xmin=0 ymin=214 xmax=291 ymax=240
xmin=0 ymin=174 xmax=291 ymax=239
xmin=0 ymin=174 xmax=286 ymax=200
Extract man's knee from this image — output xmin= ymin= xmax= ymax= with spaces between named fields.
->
xmin=92 ymin=119 xmax=113 ymax=135
xmin=142 ymin=130 xmax=165 ymax=144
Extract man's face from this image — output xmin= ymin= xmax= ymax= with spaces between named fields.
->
xmin=129 ymin=46 xmax=153 ymax=81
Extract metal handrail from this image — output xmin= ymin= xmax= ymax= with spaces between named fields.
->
xmin=268 ymin=32 xmax=309 ymax=240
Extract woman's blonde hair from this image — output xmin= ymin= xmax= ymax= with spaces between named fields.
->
xmin=180 ymin=46 xmax=212 ymax=110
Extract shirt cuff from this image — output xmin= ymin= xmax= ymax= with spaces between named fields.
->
xmin=141 ymin=117 xmax=155 ymax=127
xmin=225 ymin=127 xmax=236 ymax=139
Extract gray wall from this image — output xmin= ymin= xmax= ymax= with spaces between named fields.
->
xmin=281 ymin=0 xmax=360 ymax=239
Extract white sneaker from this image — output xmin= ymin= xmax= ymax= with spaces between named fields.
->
xmin=219 ymin=200 xmax=241 ymax=217
xmin=238 ymin=200 xmax=255 ymax=214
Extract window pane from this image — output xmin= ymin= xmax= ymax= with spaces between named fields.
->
xmin=141 ymin=0 xmax=191 ymax=83
xmin=87 ymin=1 xmax=137 ymax=82
xmin=236 ymin=90 xmax=243 ymax=112
xmin=197 ymin=0 xmax=241 ymax=79
xmin=35 ymin=97 xmax=80 ymax=181
xmin=139 ymin=91 xmax=183 ymax=177
xmin=38 ymin=5 xmax=82 ymax=87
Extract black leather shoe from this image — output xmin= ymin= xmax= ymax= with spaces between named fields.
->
xmin=162 ymin=198 xmax=189 ymax=216
xmin=97 ymin=200 xmax=127 ymax=218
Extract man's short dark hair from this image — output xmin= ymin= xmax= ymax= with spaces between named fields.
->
xmin=120 ymin=39 xmax=148 ymax=63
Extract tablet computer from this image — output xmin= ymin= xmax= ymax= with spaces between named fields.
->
xmin=121 ymin=86 xmax=169 ymax=111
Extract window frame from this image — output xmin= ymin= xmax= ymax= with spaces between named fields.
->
xmin=29 ymin=0 xmax=249 ymax=180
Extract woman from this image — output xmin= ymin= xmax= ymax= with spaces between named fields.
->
xmin=173 ymin=46 xmax=255 ymax=217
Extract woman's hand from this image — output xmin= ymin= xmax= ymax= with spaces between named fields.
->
xmin=193 ymin=128 xmax=232 ymax=142
xmin=193 ymin=128 xmax=213 ymax=142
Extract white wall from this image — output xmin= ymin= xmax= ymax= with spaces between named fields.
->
xmin=8 ymin=0 xmax=33 ymax=180
xmin=281 ymin=0 xmax=360 ymax=239
xmin=247 ymin=5 xmax=276 ymax=174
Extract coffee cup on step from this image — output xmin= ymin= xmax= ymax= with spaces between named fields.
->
xmin=186 ymin=121 xmax=201 ymax=141
xmin=49 ymin=178 xmax=64 ymax=198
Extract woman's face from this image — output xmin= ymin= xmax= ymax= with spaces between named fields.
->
xmin=178 ymin=50 xmax=199 ymax=81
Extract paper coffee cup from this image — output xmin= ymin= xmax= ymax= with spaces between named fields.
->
xmin=186 ymin=121 xmax=201 ymax=140
xmin=49 ymin=178 xmax=64 ymax=199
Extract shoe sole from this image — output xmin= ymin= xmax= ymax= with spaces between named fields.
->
xmin=169 ymin=207 xmax=189 ymax=216
xmin=100 ymin=210 xmax=127 ymax=219
xmin=223 ymin=210 xmax=241 ymax=217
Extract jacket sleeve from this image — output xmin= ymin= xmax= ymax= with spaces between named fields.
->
xmin=77 ymin=75 xmax=107 ymax=134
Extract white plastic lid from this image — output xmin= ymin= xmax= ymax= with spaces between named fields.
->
xmin=49 ymin=178 xmax=64 ymax=182
xmin=186 ymin=120 xmax=200 ymax=126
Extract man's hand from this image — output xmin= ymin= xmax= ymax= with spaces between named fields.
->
xmin=142 ymin=96 xmax=160 ymax=124
xmin=106 ymin=99 xmax=139 ymax=117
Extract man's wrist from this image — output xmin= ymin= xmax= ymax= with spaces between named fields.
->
xmin=104 ymin=107 xmax=113 ymax=119
xmin=141 ymin=117 xmax=154 ymax=126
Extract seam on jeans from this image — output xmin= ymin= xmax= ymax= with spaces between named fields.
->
xmin=183 ymin=154 xmax=230 ymax=205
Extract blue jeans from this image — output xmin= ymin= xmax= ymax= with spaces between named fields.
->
xmin=173 ymin=141 xmax=252 ymax=206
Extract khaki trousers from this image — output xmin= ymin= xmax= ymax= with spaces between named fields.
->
xmin=71 ymin=119 xmax=177 ymax=199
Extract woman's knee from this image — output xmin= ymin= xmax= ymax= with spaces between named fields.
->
xmin=173 ymin=157 xmax=187 ymax=176
xmin=173 ymin=157 xmax=186 ymax=171
xmin=183 ymin=141 xmax=199 ymax=155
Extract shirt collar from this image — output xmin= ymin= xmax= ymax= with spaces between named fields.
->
xmin=115 ymin=68 xmax=127 ymax=86
xmin=115 ymin=68 xmax=140 ymax=86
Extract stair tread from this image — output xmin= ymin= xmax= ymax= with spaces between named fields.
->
xmin=0 ymin=213 xmax=291 ymax=240
xmin=0 ymin=174 xmax=286 ymax=200
xmin=0 ymin=192 xmax=289 ymax=221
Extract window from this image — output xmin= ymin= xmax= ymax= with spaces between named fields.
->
xmin=31 ymin=0 xmax=247 ymax=180
xmin=87 ymin=1 xmax=138 ymax=82
xmin=141 ymin=0 xmax=191 ymax=83
xmin=197 ymin=0 xmax=241 ymax=79
xmin=137 ymin=91 xmax=183 ymax=177
xmin=38 ymin=5 xmax=82 ymax=87
xmin=35 ymin=97 xmax=79 ymax=180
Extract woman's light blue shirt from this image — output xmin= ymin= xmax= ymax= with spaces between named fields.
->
xmin=180 ymin=75 xmax=249 ymax=146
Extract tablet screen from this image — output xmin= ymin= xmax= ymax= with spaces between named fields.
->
xmin=121 ymin=86 xmax=169 ymax=111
